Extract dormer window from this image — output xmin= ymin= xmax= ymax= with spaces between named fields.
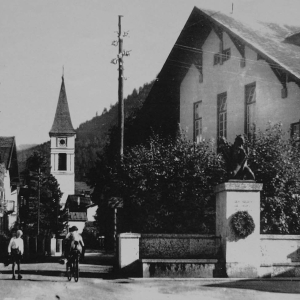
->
xmin=222 ymin=48 xmax=231 ymax=62
xmin=214 ymin=53 xmax=221 ymax=65
xmin=214 ymin=48 xmax=230 ymax=65
xmin=284 ymin=32 xmax=300 ymax=47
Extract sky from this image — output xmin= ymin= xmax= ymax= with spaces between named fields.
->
xmin=1 ymin=0 xmax=300 ymax=146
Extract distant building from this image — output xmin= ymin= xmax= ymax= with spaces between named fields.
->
xmin=139 ymin=6 xmax=300 ymax=144
xmin=49 ymin=76 xmax=76 ymax=205
xmin=0 ymin=137 xmax=20 ymax=232
xmin=64 ymin=192 xmax=94 ymax=233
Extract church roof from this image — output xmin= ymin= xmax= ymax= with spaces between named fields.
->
xmin=49 ymin=77 xmax=76 ymax=136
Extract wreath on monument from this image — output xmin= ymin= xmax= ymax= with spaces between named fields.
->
xmin=230 ymin=211 xmax=255 ymax=238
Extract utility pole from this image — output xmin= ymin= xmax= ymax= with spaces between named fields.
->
xmin=118 ymin=15 xmax=124 ymax=157
xmin=111 ymin=16 xmax=131 ymax=159
xmin=37 ymin=168 xmax=41 ymax=236
xmin=110 ymin=16 xmax=131 ymax=254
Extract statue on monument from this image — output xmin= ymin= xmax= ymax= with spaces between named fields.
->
xmin=218 ymin=135 xmax=255 ymax=180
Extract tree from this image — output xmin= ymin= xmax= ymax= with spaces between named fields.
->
xmin=20 ymin=151 xmax=65 ymax=236
xmin=247 ymin=123 xmax=300 ymax=234
xmin=90 ymin=123 xmax=300 ymax=236
xmin=88 ymin=132 xmax=226 ymax=234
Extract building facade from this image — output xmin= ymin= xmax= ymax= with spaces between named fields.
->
xmin=139 ymin=7 xmax=300 ymax=145
xmin=0 ymin=137 xmax=20 ymax=232
xmin=180 ymin=11 xmax=300 ymax=144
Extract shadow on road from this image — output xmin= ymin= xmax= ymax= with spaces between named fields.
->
xmin=0 ymin=250 xmax=117 ymax=280
xmin=0 ymin=269 xmax=116 ymax=279
xmin=206 ymin=279 xmax=300 ymax=294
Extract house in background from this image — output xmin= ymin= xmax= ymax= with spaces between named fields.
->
xmin=65 ymin=191 xmax=95 ymax=233
xmin=0 ymin=137 xmax=20 ymax=232
xmin=136 ymin=6 xmax=300 ymax=144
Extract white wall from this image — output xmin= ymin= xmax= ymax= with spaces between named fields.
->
xmin=180 ymin=30 xmax=300 ymax=144
xmin=68 ymin=221 xmax=85 ymax=234
xmin=260 ymin=235 xmax=300 ymax=263
xmin=3 ymin=169 xmax=18 ymax=228
xmin=50 ymin=135 xmax=75 ymax=205
xmin=87 ymin=205 xmax=97 ymax=222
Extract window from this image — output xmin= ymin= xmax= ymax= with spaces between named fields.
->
xmin=194 ymin=101 xmax=202 ymax=143
xmin=245 ymin=82 xmax=256 ymax=137
xmin=58 ymin=153 xmax=67 ymax=171
xmin=291 ymin=122 xmax=300 ymax=139
xmin=222 ymin=48 xmax=231 ymax=62
xmin=214 ymin=53 xmax=221 ymax=65
xmin=217 ymin=93 xmax=227 ymax=139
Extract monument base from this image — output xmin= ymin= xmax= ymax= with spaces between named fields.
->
xmin=215 ymin=181 xmax=263 ymax=278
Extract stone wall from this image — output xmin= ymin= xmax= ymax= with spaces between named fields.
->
xmin=260 ymin=235 xmax=300 ymax=264
xmin=140 ymin=234 xmax=221 ymax=259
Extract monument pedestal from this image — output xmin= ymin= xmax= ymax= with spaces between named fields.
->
xmin=215 ymin=180 xmax=263 ymax=278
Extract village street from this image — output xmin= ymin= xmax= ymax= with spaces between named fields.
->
xmin=0 ymin=250 xmax=300 ymax=300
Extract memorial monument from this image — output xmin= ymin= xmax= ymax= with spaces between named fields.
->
xmin=215 ymin=135 xmax=262 ymax=277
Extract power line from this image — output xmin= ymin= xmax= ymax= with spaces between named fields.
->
xmin=174 ymin=43 xmax=298 ymax=73
xmin=166 ymin=60 xmax=284 ymax=88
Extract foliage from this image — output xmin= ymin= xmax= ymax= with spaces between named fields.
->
xmin=17 ymin=141 xmax=50 ymax=176
xmin=90 ymin=123 xmax=300 ymax=236
xmin=89 ymin=132 xmax=226 ymax=234
xmin=230 ymin=211 xmax=255 ymax=238
xmin=81 ymin=222 xmax=100 ymax=249
xmin=247 ymin=123 xmax=300 ymax=234
xmin=20 ymin=151 xmax=65 ymax=236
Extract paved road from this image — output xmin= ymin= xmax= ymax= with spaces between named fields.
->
xmin=1 ymin=251 xmax=300 ymax=300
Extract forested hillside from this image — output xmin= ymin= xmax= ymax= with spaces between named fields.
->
xmin=17 ymin=141 xmax=50 ymax=177
xmin=17 ymin=81 xmax=154 ymax=181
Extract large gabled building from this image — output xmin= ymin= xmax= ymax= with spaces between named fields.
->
xmin=137 ymin=6 xmax=300 ymax=144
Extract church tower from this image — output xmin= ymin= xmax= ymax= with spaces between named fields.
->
xmin=49 ymin=76 xmax=76 ymax=205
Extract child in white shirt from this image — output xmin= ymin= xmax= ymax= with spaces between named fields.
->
xmin=8 ymin=230 xmax=24 ymax=280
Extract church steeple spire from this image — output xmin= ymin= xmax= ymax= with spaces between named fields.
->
xmin=49 ymin=76 xmax=75 ymax=136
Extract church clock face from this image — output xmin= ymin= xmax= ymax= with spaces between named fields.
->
xmin=58 ymin=137 xmax=67 ymax=147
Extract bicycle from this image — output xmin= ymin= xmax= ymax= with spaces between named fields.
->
xmin=66 ymin=242 xmax=81 ymax=282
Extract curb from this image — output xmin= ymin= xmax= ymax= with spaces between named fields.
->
xmin=127 ymin=277 xmax=300 ymax=282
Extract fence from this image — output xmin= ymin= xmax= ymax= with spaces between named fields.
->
xmin=140 ymin=234 xmax=221 ymax=259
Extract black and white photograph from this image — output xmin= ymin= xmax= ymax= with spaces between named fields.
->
xmin=1 ymin=0 xmax=300 ymax=299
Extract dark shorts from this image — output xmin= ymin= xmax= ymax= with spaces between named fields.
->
xmin=11 ymin=248 xmax=22 ymax=263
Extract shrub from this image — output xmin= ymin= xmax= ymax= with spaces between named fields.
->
xmin=90 ymin=132 xmax=226 ymax=233
xmin=248 ymin=123 xmax=300 ymax=234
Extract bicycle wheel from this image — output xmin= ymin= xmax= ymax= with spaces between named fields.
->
xmin=66 ymin=262 xmax=72 ymax=281
xmin=74 ymin=257 xmax=79 ymax=282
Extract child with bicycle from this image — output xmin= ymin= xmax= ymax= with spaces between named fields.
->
xmin=64 ymin=226 xmax=85 ymax=265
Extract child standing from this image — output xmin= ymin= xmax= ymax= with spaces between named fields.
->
xmin=8 ymin=230 xmax=24 ymax=280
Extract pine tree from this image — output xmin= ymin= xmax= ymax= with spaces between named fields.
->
xmin=20 ymin=151 xmax=65 ymax=236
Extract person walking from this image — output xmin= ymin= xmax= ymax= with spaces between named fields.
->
xmin=8 ymin=229 xmax=24 ymax=280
